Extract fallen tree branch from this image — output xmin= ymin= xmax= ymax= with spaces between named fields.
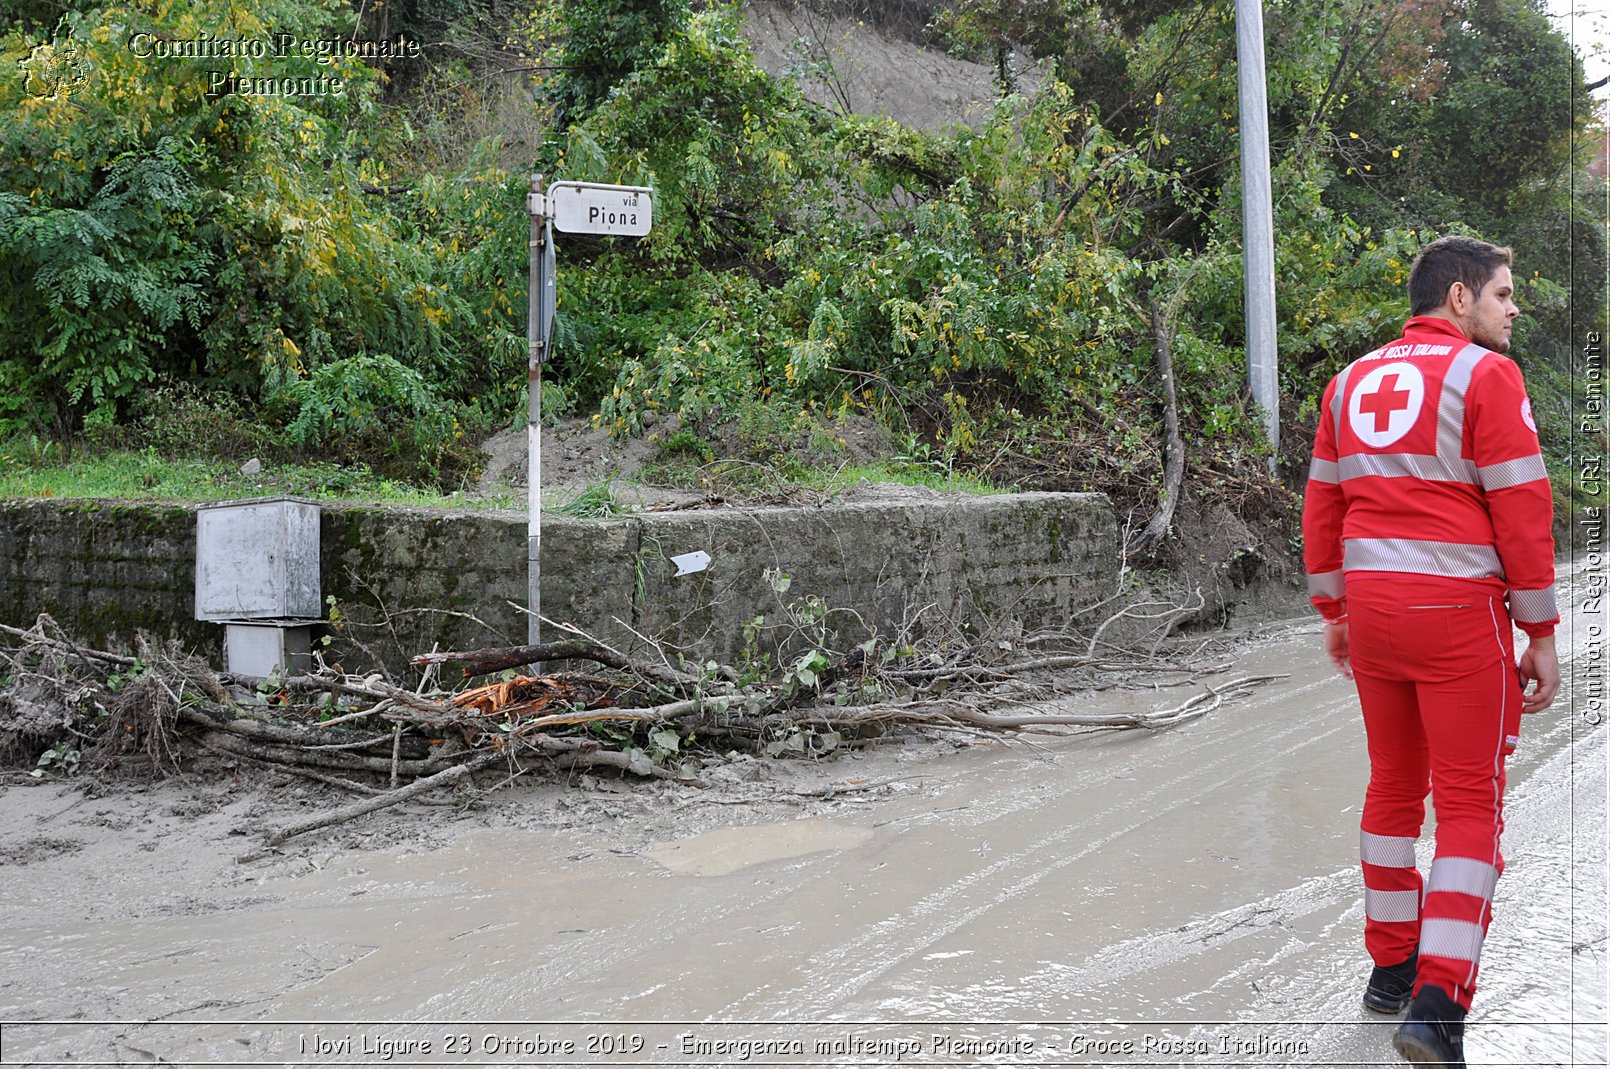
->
xmin=197 ymin=731 xmax=450 ymax=777
xmin=1140 ymin=674 xmax=1288 ymax=726
xmin=6 ymin=589 xmax=1296 ymax=835
xmin=258 ymin=750 xmax=507 ymax=849
xmin=178 ymin=702 xmax=420 ymax=753
xmin=787 ymin=674 xmax=1288 ymax=732
xmin=202 ymin=745 xmax=391 ymax=796
xmin=548 ymin=748 xmax=703 ymax=783
xmin=278 ymin=675 xmax=459 ymax=723
xmin=0 ymin=619 xmax=138 ymax=668
xmin=412 ymin=638 xmax=702 ymax=694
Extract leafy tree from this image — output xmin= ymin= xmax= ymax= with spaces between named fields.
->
xmin=0 ymin=146 xmax=212 ymax=443
xmin=1327 ymin=0 xmax=1581 ymax=223
xmin=1313 ymin=0 xmax=1598 ymax=358
xmin=929 ymin=0 xmax=1096 ymax=95
xmin=0 ymin=0 xmax=514 ymax=450
xmin=540 ymin=0 xmax=691 ymax=131
xmin=0 ymin=0 xmax=367 ymax=438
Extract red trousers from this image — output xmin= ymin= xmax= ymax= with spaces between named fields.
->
xmin=1346 ymin=577 xmax=1523 ymax=1012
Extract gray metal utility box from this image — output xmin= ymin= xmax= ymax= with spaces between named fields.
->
xmin=194 ymin=497 xmax=321 ymax=622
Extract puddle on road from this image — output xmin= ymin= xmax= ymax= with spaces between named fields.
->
xmin=645 ymin=818 xmax=873 ymax=876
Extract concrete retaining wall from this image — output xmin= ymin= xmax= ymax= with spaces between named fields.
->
xmin=0 ymin=493 xmax=1118 ymax=676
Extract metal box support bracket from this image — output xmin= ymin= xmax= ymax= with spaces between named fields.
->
xmin=224 ymin=623 xmax=313 ymax=679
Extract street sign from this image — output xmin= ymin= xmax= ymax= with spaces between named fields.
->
xmin=549 ymin=182 xmax=653 ymax=237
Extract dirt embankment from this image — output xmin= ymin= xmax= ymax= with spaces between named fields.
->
xmin=741 ymin=1 xmax=1047 ymax=132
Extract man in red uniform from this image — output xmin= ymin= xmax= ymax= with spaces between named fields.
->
xmin=1302 ymin=235 xmax=1560 ymax=1067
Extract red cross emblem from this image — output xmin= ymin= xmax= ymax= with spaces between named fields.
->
xmin=1347 ymin=361 xmax=1425 ymax=448
xmin=1358 ymin=374 xmax=1413 ymax=433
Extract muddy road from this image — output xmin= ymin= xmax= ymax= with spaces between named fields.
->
xmin=1 ymin=567 xmax=1604 ymax=1067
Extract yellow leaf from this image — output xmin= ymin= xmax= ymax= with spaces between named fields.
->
xmin=1349 ymin=131 xmax=1360 ymax=139
xmin=1155 ymin=92 xmax=1163 ymax=107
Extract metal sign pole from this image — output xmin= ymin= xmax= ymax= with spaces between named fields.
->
xmin=527 ymin=174 xmax=556 ymax=656
xmin=521 ymin=176 xmax=645 ymax=666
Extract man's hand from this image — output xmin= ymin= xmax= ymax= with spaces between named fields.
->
xmin=1518 ymin=633 xmax=1559 ymax=714
xmin=1324 ymin=620 xmax=1353 ymax=680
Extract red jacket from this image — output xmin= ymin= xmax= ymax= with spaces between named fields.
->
xmin=1302 ymin=316 xmax=1557 ymax=637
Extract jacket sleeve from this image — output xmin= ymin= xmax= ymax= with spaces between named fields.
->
xmin=1468 ymin=355 xmax=1558 ymax=637
xmin=1303 ymin=375 xmax=1348 ymax=622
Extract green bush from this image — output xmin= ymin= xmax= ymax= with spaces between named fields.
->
xmin=0 ymin=0 xmax=525 ymax=452
xmin=0 ymin=146 xmax=211 ymax=440
xmin=281 ymin=353 xmax=456 ymax=472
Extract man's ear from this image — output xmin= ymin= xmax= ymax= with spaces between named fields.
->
xmin=1446 ymin=281 xmax=1467 ymax=314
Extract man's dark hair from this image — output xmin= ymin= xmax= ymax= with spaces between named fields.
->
xmin=1408 ymin=236 xmax=1514 ymax=316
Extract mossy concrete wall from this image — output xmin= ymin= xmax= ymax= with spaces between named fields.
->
xmin=0 ymin=494 xmax=1118 ymax=675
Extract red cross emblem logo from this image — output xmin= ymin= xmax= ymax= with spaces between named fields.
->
xmin=1347 ymin=361 xmax=1425 ymax=448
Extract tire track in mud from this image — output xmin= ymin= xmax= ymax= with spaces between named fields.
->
xmin=723 ymin=561 xmax=1602 ymax=1027
xmin=1188 ymin=722 xmax=1605 ymax=1068
xmin=425 ymin=657 xmax=1349 ymax=1019
xmin=719 ymin=671 xmax=1361 ymax=1019
xmin=1168 ymin=562 xmax=1606 ymax=1065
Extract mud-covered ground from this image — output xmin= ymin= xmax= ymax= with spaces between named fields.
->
xmin=0 ymin=569 xmax=1604 ymax=1068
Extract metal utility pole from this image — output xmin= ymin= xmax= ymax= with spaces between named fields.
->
xmin=527 ymin=173 xmax=556 ymax=649
xmin=1236 ymin=0 xmax=1280 ymax=471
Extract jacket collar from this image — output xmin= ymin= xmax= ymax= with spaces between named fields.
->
xmin=1402 ymin=315 xmax=1470 ymax=343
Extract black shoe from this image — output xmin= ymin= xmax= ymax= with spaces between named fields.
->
xmin=1363 ymin=951 xmax=1417 ymax=1014
xmin=1393 ymin=984 xmax=1466 ymax=1067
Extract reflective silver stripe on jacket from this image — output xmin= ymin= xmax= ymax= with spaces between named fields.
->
xmin=1509 ymin=587 xmax=1558 ymax=624
xmin=1308 ymin=457 xmax=1340 ymax=484
xmin=1338 ymin=452 xmax=1477 ymax=484
xmin=1426 ymin=857 xmax=1499 ymax=902
xmin=1360 ymin=830 xmax=1417 ymax=868
xmin=1308 ymin=569 xmax=1344 ymax=600
xmin=1344 ymin=537 xmax=1502 ymax=580
xmin=1478 ymin=454 xmax=1549 ymax=491
xmin=1364 ymin=888 xmax=1421 ymax=924
xmin=1330 ymin=355 xmax=1368 ymax=441
xmin=1420 ymin=917 xmax=1486 ymax=964
xmin=1436 ymin=343 xmax=1489 ymax=458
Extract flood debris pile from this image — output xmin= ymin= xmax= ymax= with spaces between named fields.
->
xmin=0 ymin=614 xmax=1283 ymax=851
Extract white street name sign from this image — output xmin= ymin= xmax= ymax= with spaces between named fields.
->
xmin=549 ymin=182 xmax=653 ymax=237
